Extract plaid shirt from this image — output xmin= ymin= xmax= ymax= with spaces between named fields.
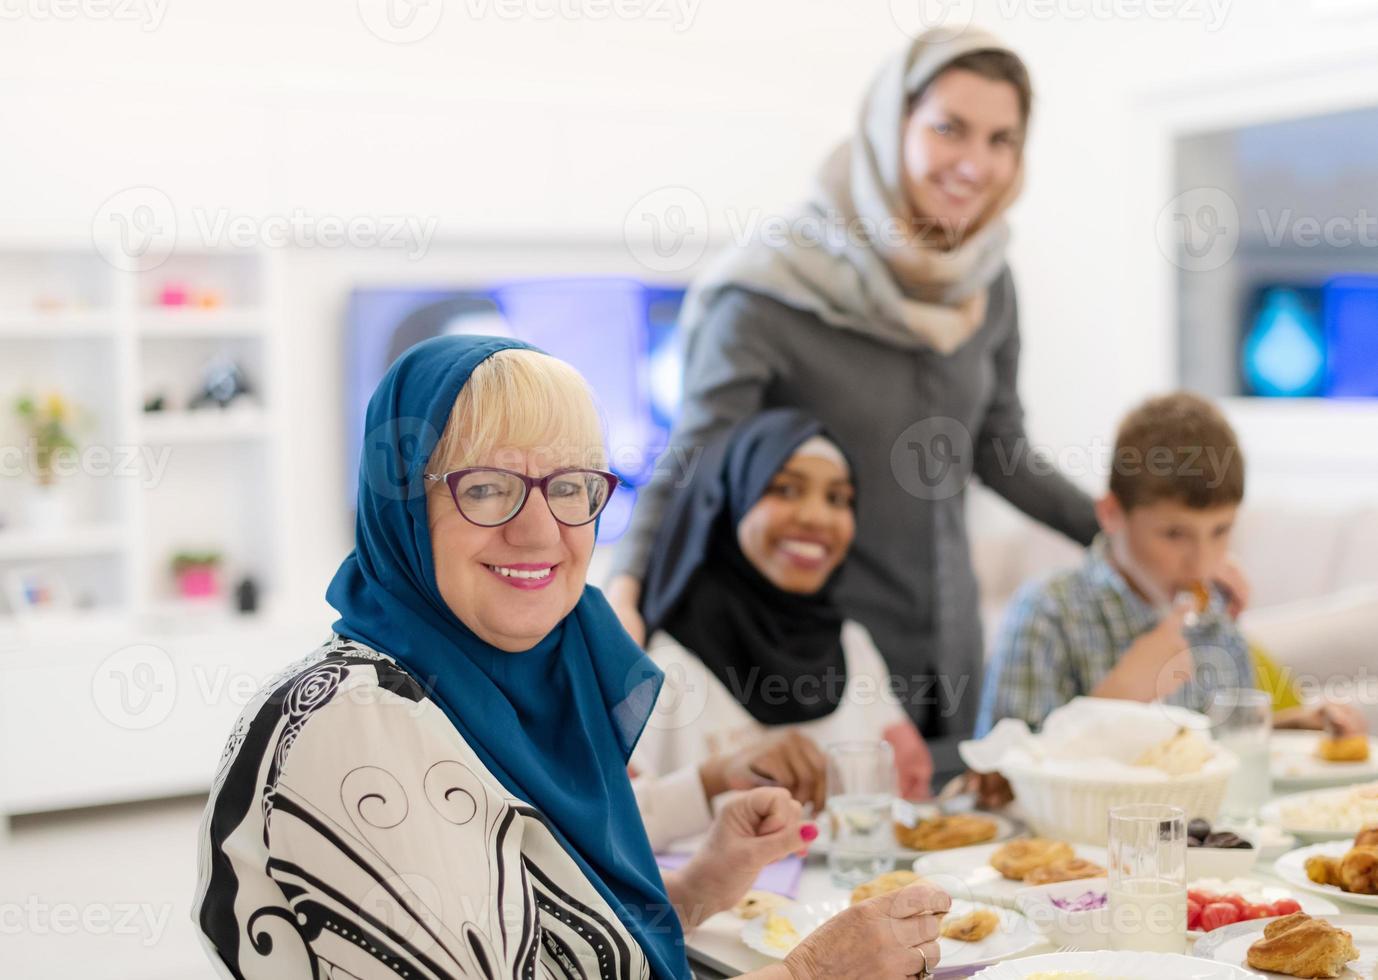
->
xmin=975 ymin=536 xmax=1255 ymax=735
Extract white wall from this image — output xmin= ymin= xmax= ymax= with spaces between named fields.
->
xmin=5 ymin=0 xmax=1378 ymax=612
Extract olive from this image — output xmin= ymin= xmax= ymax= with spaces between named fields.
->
xmin=1188 ymin=818 xmax=1212 ymax=840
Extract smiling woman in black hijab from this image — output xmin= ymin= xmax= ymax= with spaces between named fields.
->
xmin=631 ymin=409 xmax=933 ymax=844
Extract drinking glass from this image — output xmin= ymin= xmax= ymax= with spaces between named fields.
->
xmin=1108 ymin=803 xmax=1188 ymax=953
xmin=1209 ymin=688 xmax=1273 ymax=821
xmin=825 ymin=741 xmax=895 ymax=888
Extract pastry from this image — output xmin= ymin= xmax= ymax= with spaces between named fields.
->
xmin=894 ymin=813 xmax=998 ymax=851
xmin=850 ymin=870 xmax=920 ymax=906
xmin=1338 ymin=845 xmax=1378 ymax=895
xmin=990 ymin=838 xmax=1074 ymax=880
xmin=1305 ymin=854 xmax=1344 ymax=888
xmin=1135 ymin=727 xmax=1213 ymax=776
xmin=1317 ymin=734 xmax=1371 ymax=763
xmin=1245 ymin=912 xmax=1359 ymax=978
xmin=940 ymin=907 xmax=999 ymax=942
xmin=733 ymin=890 xmax=788 ymax=920
xmin=1355 ymin=826 xmax=1378 ymax=849
xmin=1190 ymin=580 xmax=1211 ymax=613
xmin=1023 ymin=856 xmax=1107 ymax=886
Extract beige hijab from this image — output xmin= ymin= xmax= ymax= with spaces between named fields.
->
xmin=681 ymin=27 xmax=1027 ymax=355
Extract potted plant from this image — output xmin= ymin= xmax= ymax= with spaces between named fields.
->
xmin=172 ymin=551 xmax=223 ymax=599
xmin=13 ymin=391 xmax=82 ymax=530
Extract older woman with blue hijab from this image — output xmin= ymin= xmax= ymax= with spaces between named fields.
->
xmin=193 ymin=336 xmax=949 ymax=980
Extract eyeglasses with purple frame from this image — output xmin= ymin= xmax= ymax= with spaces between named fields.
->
xmin=423 ymin=466 xmax=620 ymax=528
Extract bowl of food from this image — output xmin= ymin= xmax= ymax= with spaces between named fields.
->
xmin=1184 ymin=818 xmax=1258 ymax=880
xmin=1014 ymin=879 xmax=1113 ymax=951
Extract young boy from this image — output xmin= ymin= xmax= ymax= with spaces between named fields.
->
xmin=975 ymin=392 xmax=1361 ymax=737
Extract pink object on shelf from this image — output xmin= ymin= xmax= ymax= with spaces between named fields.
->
xmin=177 ymin=566 xmax=220 ymax=598
xmin=160 ymin=283 xmax=189 ymax=306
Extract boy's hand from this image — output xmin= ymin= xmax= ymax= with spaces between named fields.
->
xmin=1092 ymin=606 xmax=1192 ymax=702
xmin=1213 ymin=555 xmax=1252 ymax=620
xmin=1274 ymin=701 xmax=1369 ymax=737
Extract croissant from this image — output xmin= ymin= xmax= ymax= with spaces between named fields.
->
xmin=1338 ymin=845 xmax=1378 ymax=895
xmin=1246 ymin=912 xmax=1359 ymax=978
xmin=1354 ymin=825 xmax=1378 ymax=849
xmin=990 ymin=839 xmax=1074 ymax=880
xmin=1024 ymin=857 xmax=1107 ymax=886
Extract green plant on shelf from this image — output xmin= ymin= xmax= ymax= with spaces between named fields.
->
xmin=12 ymin=391 xmax=85 ymax=487
xmin=171 ymin=551 xmax=223 ymax=574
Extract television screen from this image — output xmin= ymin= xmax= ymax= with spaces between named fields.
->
xmin=344 ymin=279 xmax=686 ymax=543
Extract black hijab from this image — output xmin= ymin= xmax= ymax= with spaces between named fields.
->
xmin=639 ymin=409 xmax=855 ymax=726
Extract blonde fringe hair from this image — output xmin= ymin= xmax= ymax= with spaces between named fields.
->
xmin=428 ymin=349 xmax=608 ymax=474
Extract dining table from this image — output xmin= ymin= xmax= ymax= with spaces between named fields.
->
xmin=682 ymin=788 xmax=1378 ymax=979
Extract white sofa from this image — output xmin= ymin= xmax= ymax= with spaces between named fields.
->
xmin=970 ymin=498 xmax=1378 ymax=729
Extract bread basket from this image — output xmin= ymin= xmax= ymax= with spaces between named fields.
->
xmin=1000 ymin=755 xmax=1237 ymax=846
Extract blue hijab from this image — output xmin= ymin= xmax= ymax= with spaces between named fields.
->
xmin=326 ymin=334 xmax=688 ymax=979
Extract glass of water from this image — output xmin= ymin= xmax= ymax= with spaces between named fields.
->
xmin=1209 ymin=688 xmax=1272 ymax=821
xmin=825 ymin=740 xmax=895 ymax=888
xmin=1108 ymin=803 xmax=1188 ymax=953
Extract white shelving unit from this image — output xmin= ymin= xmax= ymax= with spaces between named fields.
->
xmin=0 ymin=241 xmax=287 ymax=625
xmin=0 ymin=241 xmax=302 ymax=827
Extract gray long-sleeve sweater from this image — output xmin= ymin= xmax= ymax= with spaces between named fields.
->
xmin=612 ymin=267 xmax=1099 ymax=776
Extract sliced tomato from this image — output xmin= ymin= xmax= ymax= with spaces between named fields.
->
xmin=1268 ymin=898 xmax=1302 ymax=917
xmin=1241 ymin=902 xmax=1272 ymax=921
xmin=1186 ymin=898 xmax=1203 ymax=931
xmin=1199 ymin=901 xmax=1242 ymax=931
xmin=1187 ymin=888 xmax=1220 ymax=906
xmin=1222 ymin=893 xmax=1251 ymax=913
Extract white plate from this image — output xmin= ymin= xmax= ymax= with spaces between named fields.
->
xmin=1274 ymin=841 xmax=1378 ymax=910
xmin=1271 ymin=731 xmax=1378 ymax=790
xmin=1188 ymin=885 xmax=1340 ymax=938
xmin=1013 ymin=876 xmax=1339 ymax=946
xmin=740 ymin=897 xmax=1044 ymax=971
xmin=1193 ymin=914 xmax=1378 ymax=978
xmin=811 ymin=802 xmax=1018 ymax=860
xmin=971 ymin=948 xmax=1260 ymax=978
xmin=1261 ymin=782 xmax=1378 ymax=842
xmin=912 ymin=841 xmax=1109 ymax=909
xmin=740 ymin=898 xmax=846 ymax=960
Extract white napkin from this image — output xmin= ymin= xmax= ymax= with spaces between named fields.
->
xmin=959 ymin=697 xmax=1229 ymax=781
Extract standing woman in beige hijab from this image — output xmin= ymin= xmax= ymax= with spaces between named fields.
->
xmin=608 ymin=28 xmax=1100 ymax=784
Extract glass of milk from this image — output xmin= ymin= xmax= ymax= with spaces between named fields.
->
xmin=1208 ymin=688 xmax=1272 ymax=822
xmin=825 ymin=741 xmax=896 ymax=888
xmin=1108 ymin=803 xmax=1187 ymax=953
